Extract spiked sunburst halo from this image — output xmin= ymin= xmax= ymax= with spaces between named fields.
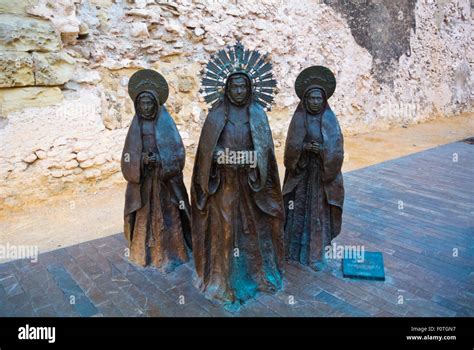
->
xmin=199 ymin=42 xmax=278 ymax=111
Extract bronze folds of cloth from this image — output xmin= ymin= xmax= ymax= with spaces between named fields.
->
xmin=121 ymin=69 xmax=192 ymax=272
xmin=283 ymin=66 xmax=344 ymax=272
xmin=192 ymin=42 xmax=285 ymax=310
xmin=119 ymin=54 xmax=345 ymax=312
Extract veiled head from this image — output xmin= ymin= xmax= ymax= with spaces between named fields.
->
xmin=136 ymin=91 xmax=158 ymax=119
xmin=226 ymin=73 xmax=251 ymax=106
xmin=304 ymin=87 xmax=326 ymax=115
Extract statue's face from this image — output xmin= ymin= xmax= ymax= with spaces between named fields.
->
xmin=227 ymin=75 xmax=250 ymax=106
xmin=137 ymin=94 xmax=156 ymax=119
xmin=305 ymin=89 xmax=325 ymax=114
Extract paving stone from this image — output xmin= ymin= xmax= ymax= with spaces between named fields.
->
xmin=314 ymin=290 xmax=370 ymax=317
xmin=0 ymin=286 xmax=12 ymax=316
xmin=7 ymin=291 xmax=35 ymax=316
xmin=48 ymin=265 xmax=99 ymax=317
xmin=34 ymin=304 xmax=58 ymax=317
xmin=234 ymin=298 xmax=280 ymax=317
xmin=0 ymin=142 xmax=472 ymax=317
xmin=96 ymin=300 xmax=124 ymax=317
xmin=0 ymin=274 xmax=24 ymax=297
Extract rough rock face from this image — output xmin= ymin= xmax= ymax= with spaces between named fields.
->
xmin=0 ymin=11 xmax=75 ymax=119
xmin=0 ymin=0 xmax=472 ymax=209
xmin=0 ymin=14 xmax=61 ymax=52
xmin=326 ymin=0 xmax=417 ymax=85
xmin=0 ymin=52 xmax=35 ymax=87
xmin=0 ymin=87 xmax=64 ymax=114
xmin=32 ymin=51 xmax=76 ymax=85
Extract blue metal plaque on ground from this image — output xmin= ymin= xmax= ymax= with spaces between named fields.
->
xmin=342 ymin=251 xmax=385 ymax=281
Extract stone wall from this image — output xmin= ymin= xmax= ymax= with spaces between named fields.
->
xmin=0 ymin=0 xmax=472 ymax=210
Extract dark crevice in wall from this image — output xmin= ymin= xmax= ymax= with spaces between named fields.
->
xmin=325 ymin=0 xmax=417 ymax=85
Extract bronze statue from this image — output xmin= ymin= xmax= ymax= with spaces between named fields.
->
xmin=283 ymin=66 xmax=344 ymax=271
xmin=191 ymin=43 xmax=285 ymax=310
xmin=121 ymin=69 xmax=192 ymax=271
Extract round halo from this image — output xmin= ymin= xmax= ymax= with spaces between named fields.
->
xmin=128 ymin=69 xmax=169 ymax=105
xmin=295 ymin=66 xmax=336 ymax=100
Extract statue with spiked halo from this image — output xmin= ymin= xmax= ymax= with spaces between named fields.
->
xmin=191 ymin=42 xmax=285 ymax=311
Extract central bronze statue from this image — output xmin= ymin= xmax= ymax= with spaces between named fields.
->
xmin=283 ymin=66 xmax=344 ymax=271
xmin=191 ymin=42 xmax=285 ymax=310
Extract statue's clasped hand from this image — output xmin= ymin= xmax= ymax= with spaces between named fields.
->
xmin=304 ymin=141 xmax=321 ymax=154
xmin=143 ymin=152 xmax=161 ymax=166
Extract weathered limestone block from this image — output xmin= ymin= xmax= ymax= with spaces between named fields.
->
xmin=71 ymin=67 xmax=102 ymax=84
xmin=0 ymin=52 xmax=34 ymax=87
xmin=89 ymin=0 xmax=114 ymax=8
xmin=0 ymin=14 xmax=61 ymax=52
xmin=130 ymin=22 xmax=149 ymax=38
xmin=0 ymin=0 xmax=36 ymax=15
xmin=23 ymin=153 xmax=38 ymax=164
xmin=25 ymin=0 xmax=80 ymax=45
xmin=32 ymin=52 xmax=76 ymax=86
xmin=0 ymin=87 xmax=64 ymax=114
xmin=177 ymin=73 xmax=195 ymax=93
xmin=83 ymin=168 xmax=101 ymax=179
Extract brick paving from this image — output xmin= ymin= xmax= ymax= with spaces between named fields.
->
xmin=0 ymin=140 xmax=472 ymax=317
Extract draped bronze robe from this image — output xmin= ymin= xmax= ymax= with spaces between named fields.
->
xmin=283 ymin=102 xmax=344 ymax=270
xmin=121 ymin=94 xmax=191 ymax=271
xmin=191 ymin=99 xmax=285 ymax=306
